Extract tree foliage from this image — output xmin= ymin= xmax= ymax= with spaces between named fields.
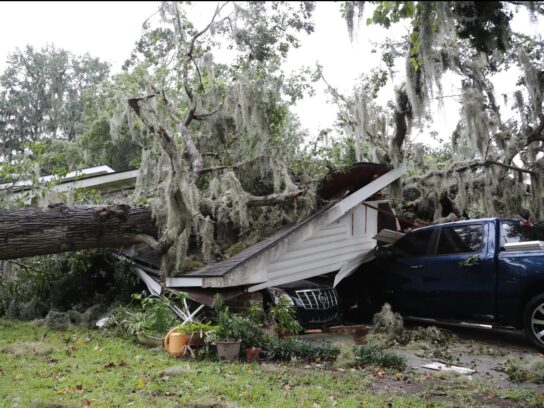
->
xmin=107 ymin=1 xmax=324 ymax=276
xmin=338 ymin=1 xmax=544 ymax=222
xmin=0 ymin=45 xmax=109 ymax=160
xmin=2 ymin=1 xmax=544 ymax=276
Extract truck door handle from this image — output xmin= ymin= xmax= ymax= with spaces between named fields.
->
xmin=409 ymin=265 xmax=423 ymax=270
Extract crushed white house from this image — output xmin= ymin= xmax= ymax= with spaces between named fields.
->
xmin=2 ymin=162 xmax=407 ymax=301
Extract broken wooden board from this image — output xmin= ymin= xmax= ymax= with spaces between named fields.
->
xmin=422 ymin=362 xmax=475 ymax=375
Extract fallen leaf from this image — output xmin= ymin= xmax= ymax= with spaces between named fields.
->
xmin=104 ymin=362 xmax=116 ymax=369
xmin=137 ymin=377 xmax=146 ymax=389
xmin=82 ymin=399 xmax=91 ymax=406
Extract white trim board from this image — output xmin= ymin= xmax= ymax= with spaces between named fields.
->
xmin=165 ymin=277 xmax=204 ymax=287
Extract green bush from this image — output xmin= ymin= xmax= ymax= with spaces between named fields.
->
xmin=262 ymin=337 xmax=340 ymax=362
xmin=105 ymin=306 xmax=147 ymax=336
xmin=353 ymin=344 xmax=406 ymax=371
xmin=0 ymin=251 xmax=144 ymax=320
xmin=131 ymin=293 xmax=182 ymax=336
xmin=213 ymin=294 xmax=265 ymax=348
xmin=501 ymin=359 xmax=544 ymax=384
xmin=267 ymin=297 xmax=302 ymax=336
xmin=177 ymin=321 xmax=218 ymax=336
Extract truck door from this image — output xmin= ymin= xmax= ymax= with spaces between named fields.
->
xmin=380 ymin=227 xmax=439 ymax=317
xmin=422 ymin=222 xmax=495 ymax=321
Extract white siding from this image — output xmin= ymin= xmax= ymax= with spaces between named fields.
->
xmin=248 ymin=201 xmax=383 ymax=291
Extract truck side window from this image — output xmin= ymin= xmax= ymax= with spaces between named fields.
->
xmin=501 ymin=221 xmax=544 ymax=245
xmin=394 ymin=229 xmax=434 ymax=256
xmin=437 ymin=225 xmax=482 ymax=255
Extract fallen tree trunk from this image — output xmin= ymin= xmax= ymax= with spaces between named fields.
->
xmin=0 ymin=203 xmax=157 ymax=260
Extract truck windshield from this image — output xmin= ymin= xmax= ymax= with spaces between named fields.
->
xmin=501 ymin=221 xmax=544 ymax=245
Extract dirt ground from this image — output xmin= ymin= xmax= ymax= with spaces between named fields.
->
xmin=303 ymin=323 xmax=543 ymax=392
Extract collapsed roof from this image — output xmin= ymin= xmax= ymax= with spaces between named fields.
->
xmin=129 ymin=162 xmax=406 ymax=290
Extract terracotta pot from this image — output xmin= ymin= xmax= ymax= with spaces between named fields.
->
xmin=244 ymin=347 xmax=262 ymax=362
xmin=216 ymin=339 xmax=242 ymax=360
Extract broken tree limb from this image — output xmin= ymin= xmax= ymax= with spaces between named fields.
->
xmin=525 ymin=114 xmax=544 ymax=145
xmin=362 ymin=202 xmax=427 ymax=228
xmin=246 ymin=190 xmax=305 ymax=207
xmin=0 ymin=204 xmax=157 ymax=260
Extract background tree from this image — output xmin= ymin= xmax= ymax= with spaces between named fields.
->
xmin=335 ymin=1 xmax=544 ymax=223
xmin=0 ymin=45 xmax=109 ymax=161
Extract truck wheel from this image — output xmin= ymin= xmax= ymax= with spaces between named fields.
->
xmin=523 ymin=294 xmax=544 ymax=351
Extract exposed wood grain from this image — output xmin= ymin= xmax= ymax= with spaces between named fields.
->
xmin=0 ymin=204 xmax=157 ymax=260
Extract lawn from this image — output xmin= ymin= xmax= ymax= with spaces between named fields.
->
xmin=0 ymin=320 xmax=542 ymax=407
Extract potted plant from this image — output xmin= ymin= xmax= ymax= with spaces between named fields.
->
xmin=177 ymin=321 xmax=218 ymax=347
xmin=215 ymin=307 xmax=245 ymax=360
xmin=267 ymin=297 xmax=303 ymax=338
xmin=244 ymin=346 xmax=262 ymax=362
xmin=212 ymin=295 xmax=267 ymax=360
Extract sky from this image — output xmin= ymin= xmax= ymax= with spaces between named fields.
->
xmin=0 ymin=2 xmax=406 ymax=141
xmin=0 ymin=1 xmax=541 ymax=149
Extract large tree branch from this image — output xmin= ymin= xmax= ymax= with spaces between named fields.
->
xmin=181 ymin=1 xmax=229 ymax=127
xmin=0 ymin=204 xmax=157 ymax=260
xmin=246 ymin=190 xmax=305 ymax=207
xmin=525 ymin=115 xmax=544 ymax=145
xmin=198 ymin=156 xmax=264 ymax=175
xmin=177 ymin=122 xmax=204 ymax=173
xmin=409 ymin=158 xmax=536 ymax=185
xmin=128 ymin=95 xmax=185 ymax=174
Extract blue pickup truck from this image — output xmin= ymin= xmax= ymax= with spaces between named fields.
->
xmin=341 ymin=218 xmax=544 ymax=350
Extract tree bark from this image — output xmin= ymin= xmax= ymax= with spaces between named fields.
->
xmin=0 ymin=204 xmax=157 ymax=260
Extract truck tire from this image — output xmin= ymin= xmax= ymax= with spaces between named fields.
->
xmin=523 ymin=294 xmax=544 ymax=351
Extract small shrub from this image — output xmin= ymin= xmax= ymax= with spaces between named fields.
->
xmin=353 ymin=344 xmax=406 ymax=371
xmin=372 ymin=303 xmax=403 ymax=335
xmin=213 ymin=294 xmax=264 ymax=347
xmin=177 ymin=321 xmax=218 ymax=336
xmin=367 ymin=304 xmax=455 ymax=350
xmin=106 ymin=306 xmax=147 ymax=336
xmin=409 ymin=326 xmax=455 ymax=345
xmin=106 ymin=293 xmax=183 ymax=337
xmin=267 ymin=297 xmax=302 ymax=337
xmin=501 ymin=358 xmax=544 ymax=384
xmin=335 ymin=344 xmax=358 ymax=368
xmin=44 ymin=311 xmax=72 ymax=330
xmin=262 ymin=337 xmax=340 ymax=361
xmin=0 ymin=251 xmax=145 ymax=320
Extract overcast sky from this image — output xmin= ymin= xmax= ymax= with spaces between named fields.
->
xmin=0 ymin=1 xmax=541 ymax=148
xmin=0 ymin=2 xmax=405 ymax=140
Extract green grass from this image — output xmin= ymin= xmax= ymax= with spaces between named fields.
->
xmin=0 ymin=320 xmax=543 ymax=407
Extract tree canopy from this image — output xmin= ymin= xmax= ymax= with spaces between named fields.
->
xmin=1 ymin=1 xmax=544 ymax=275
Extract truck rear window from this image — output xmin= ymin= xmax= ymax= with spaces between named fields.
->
xmin=501 ymin=221 xmax=544 ymax=245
